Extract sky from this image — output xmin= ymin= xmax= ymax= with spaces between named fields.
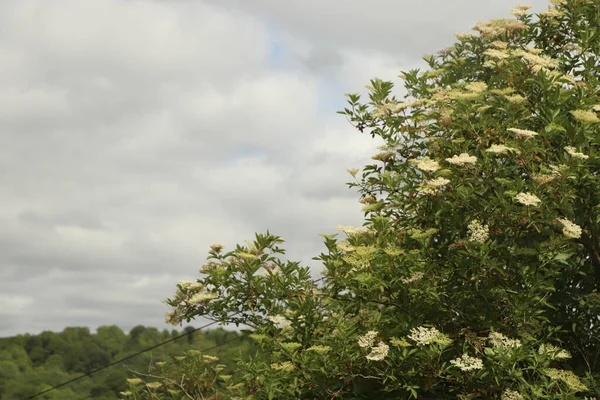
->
xmin=0 ymin=0 xmax=552 ymax=337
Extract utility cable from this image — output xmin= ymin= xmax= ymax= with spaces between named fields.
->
xmin=24 ymin=276 xmax=326 ymax=399
xmin=22 ymin=317 xmax=230 ymax=400
xmin=76 ymin=332 xmax=247 ymax=400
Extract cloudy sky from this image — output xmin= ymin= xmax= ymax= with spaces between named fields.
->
xmin=0 ymin=0 xmax=552 ymax=337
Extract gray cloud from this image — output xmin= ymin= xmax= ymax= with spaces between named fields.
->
xmin=0 ymin=0 xmax=554 ymax=336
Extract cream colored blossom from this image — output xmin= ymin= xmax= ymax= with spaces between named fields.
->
xmin=307 ymin=345 xmax=332 ymax=353
xmin=411 ymin=157 xmax=441 ymax=172
xmin=358 ymin=331 xmax=378 ymax=348
xmin=467 ymin=220 xmax=489 ymax=243
xmin=491 ymin=87 xmax=515 ymax=95
xmin=510 ymin=8 xmax=528 ymax=16
xmin=455 ymin=32 xmax=473 ymax=41
xmin=557 ymin=218 xmax=582 ymax=239
xmin=270 ymin=361 xmax=295 ymax=372
xmin=486 ymin=144 xmax=519 ymax=154
xmin=515 ymin=49 xmax=559 ymax=72
xmin=544 ymin=368 xmax=588 ymax=391
xmin=565 ymin=146 xmax=589 ymax=160
xmin=371 ymin=102 xmax=397 ymax=118
xmin=488 ymin=332 xmax=522 ymax=348
xmin=189 ymin=292 xmax=217 ymax=304
xmin=446 ymin=153 xmax=477 ymax=166
xmin=269 ymin=315 xmax=289 ymax=326
xmin=508 ymin=128 xmax=538 ymax=139
xmin=401 ymin=272 xmax=425 ymax=284
xmin=526 ymin=46 xmax=544 ymax=55
xmin=502 ymin=390 xmax=524 ymax=400
xmin=261 ymin=267 xmax=281 ymax=277
xmin=395 ymin=99 xmax=427 ymax=112
xmin=419 ymin=177 xmax=450 ymax=195
xmin=336 ymin=240 xmax=354 ymax=253
xmin=592 ymin=104 xmax=600 ymax=112
xmin=491 ymin=40 xmax=508 ymax=49
xmin=337 ymin=225 xmax=370 ymax=237
xmin=209 ymin=243 xmax=224 ymax=253
xmin=484 ymin=48 xmax=510 ymax=60
xmin=515 ymin=192 xmax=541 ymax=207
xmin=408 ymin=326 xmax=451 ymax=346
xmin=533 ymin=173 xmax=557 ymax=185
xmin=505 ymin=94 xmax=527 ymax=104
xmin=515 ymin=3 xmax=532 ymax=10
xmin=539 ymin=343 xmax=572 ymax=359
xmin=342 ymin=245 xmax=377 ymax=268
xmin=366 ymin=341 xmax=389 ymax=361
xmin=466 ymin=82 xmax=487 ymax=93
xmin=165 ymin=311 xmax=180 ymax=326
xmin=450 ymin=354 xmax=484 ymax=371
xmin=448 ymin=90 xmax=483 ymax=101
xmin=472 ymin=19 xmax=525 ymax=38
xmin=570 ymin=109 xmax=600 ymax=123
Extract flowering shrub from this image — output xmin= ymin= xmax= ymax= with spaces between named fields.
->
xmin=124 ymin=0 xmax=600 ymax=398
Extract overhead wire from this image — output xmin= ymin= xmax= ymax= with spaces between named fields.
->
xmin=24 ymin=276 xmax=326 ymax=399
xmin=22 ymin=317 xmax=229 ymax=400
xmin=75 ymin=332 xmax=247 ymax=400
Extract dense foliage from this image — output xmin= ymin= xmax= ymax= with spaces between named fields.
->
xmin=132 ymin=0 xmax=600 ymax=398
xmin=0 ymin=326 xmax=250 ymax=400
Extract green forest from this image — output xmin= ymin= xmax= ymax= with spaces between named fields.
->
xmin=0 ymin=326 xmax=251 ymax=400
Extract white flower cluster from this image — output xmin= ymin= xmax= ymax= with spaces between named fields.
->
xmin=515 ymin=3 xmax=532 ymax=10
xmin=467 ymin=220 xmax=489 ymax=243
xmin=501 ymin=389 xmax=524 ymax=400
xmin=269 ymin=315 xmax=289 ymax=328
xmin=358 ymin=331 xmax=388 ymax=361
xmin=557 ymin=218 xmax=582 ymax=239
xmin=570 ymin=109 xmax=600 ymax=124
xmin=419 ymin=177 xmax=450 ymax=195
xmin=189 ymin=292 xmax=217 ymax=304
xmin=358 ymin=330 xmax=378 ymax=348
xmin=538 ymin=343 xmax=571 ymax=360
xmin=565 ymin=146 xmax=589 ymax=160
xmin=514 ymin=192 xmax=541 ymax=207
xmin=366 ymin=342 xmax=390 ymax=361
xmin=486 ymin=144 xmax=519 ymax=154
xmin=337 ymin=225 xmax=370 ymax=237
xmin=455 ymin=32 xmax=473 ymax=41
xmin=488 ymin=332 xmax=522 ymax=349
xmin=411 ymin=157 xmax=441 ymax=172
xmin=510 ymin=8 xmax=529 ymax=16
xmin=446 ymin=153 xmax=477 ymax=166
xmin=450 ymin=354 xmax=484 ymax=371
xmin=507 ymin=127 xmax=538 ymax=139
xmin=408 ymin=326 xmax=451 ymax=346
xmin=466 ymin=82 xmax=488 ymax=93
xmin=401 ymin=272 xmax=425 ymax=284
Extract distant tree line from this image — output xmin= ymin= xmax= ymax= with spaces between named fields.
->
xmin=0 ymin=325 xmax=251 ymax=399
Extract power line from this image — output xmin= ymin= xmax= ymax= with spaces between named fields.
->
xmin=23 ymin=276 xmax=325 ymax=399
xmin=22 ymin=317 xmax=230 ymax=400
xmin=76 ymin=333 xmax=247 ymax=400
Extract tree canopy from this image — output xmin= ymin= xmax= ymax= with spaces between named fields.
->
xmin=0 ymin=326 xmax=249 ymax=400
xmin=126 ymin=0 xmax=600 ymax=398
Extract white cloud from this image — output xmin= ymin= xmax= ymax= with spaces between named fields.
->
xmin=0 ymin=0 xmax=553 ymax=336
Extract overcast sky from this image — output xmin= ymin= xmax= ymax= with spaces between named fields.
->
xmin=0 ymin=0 xmax=552 ymax=337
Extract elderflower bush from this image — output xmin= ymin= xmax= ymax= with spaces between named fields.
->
xmin=129 ymin=0 xmax=600 ymax=398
